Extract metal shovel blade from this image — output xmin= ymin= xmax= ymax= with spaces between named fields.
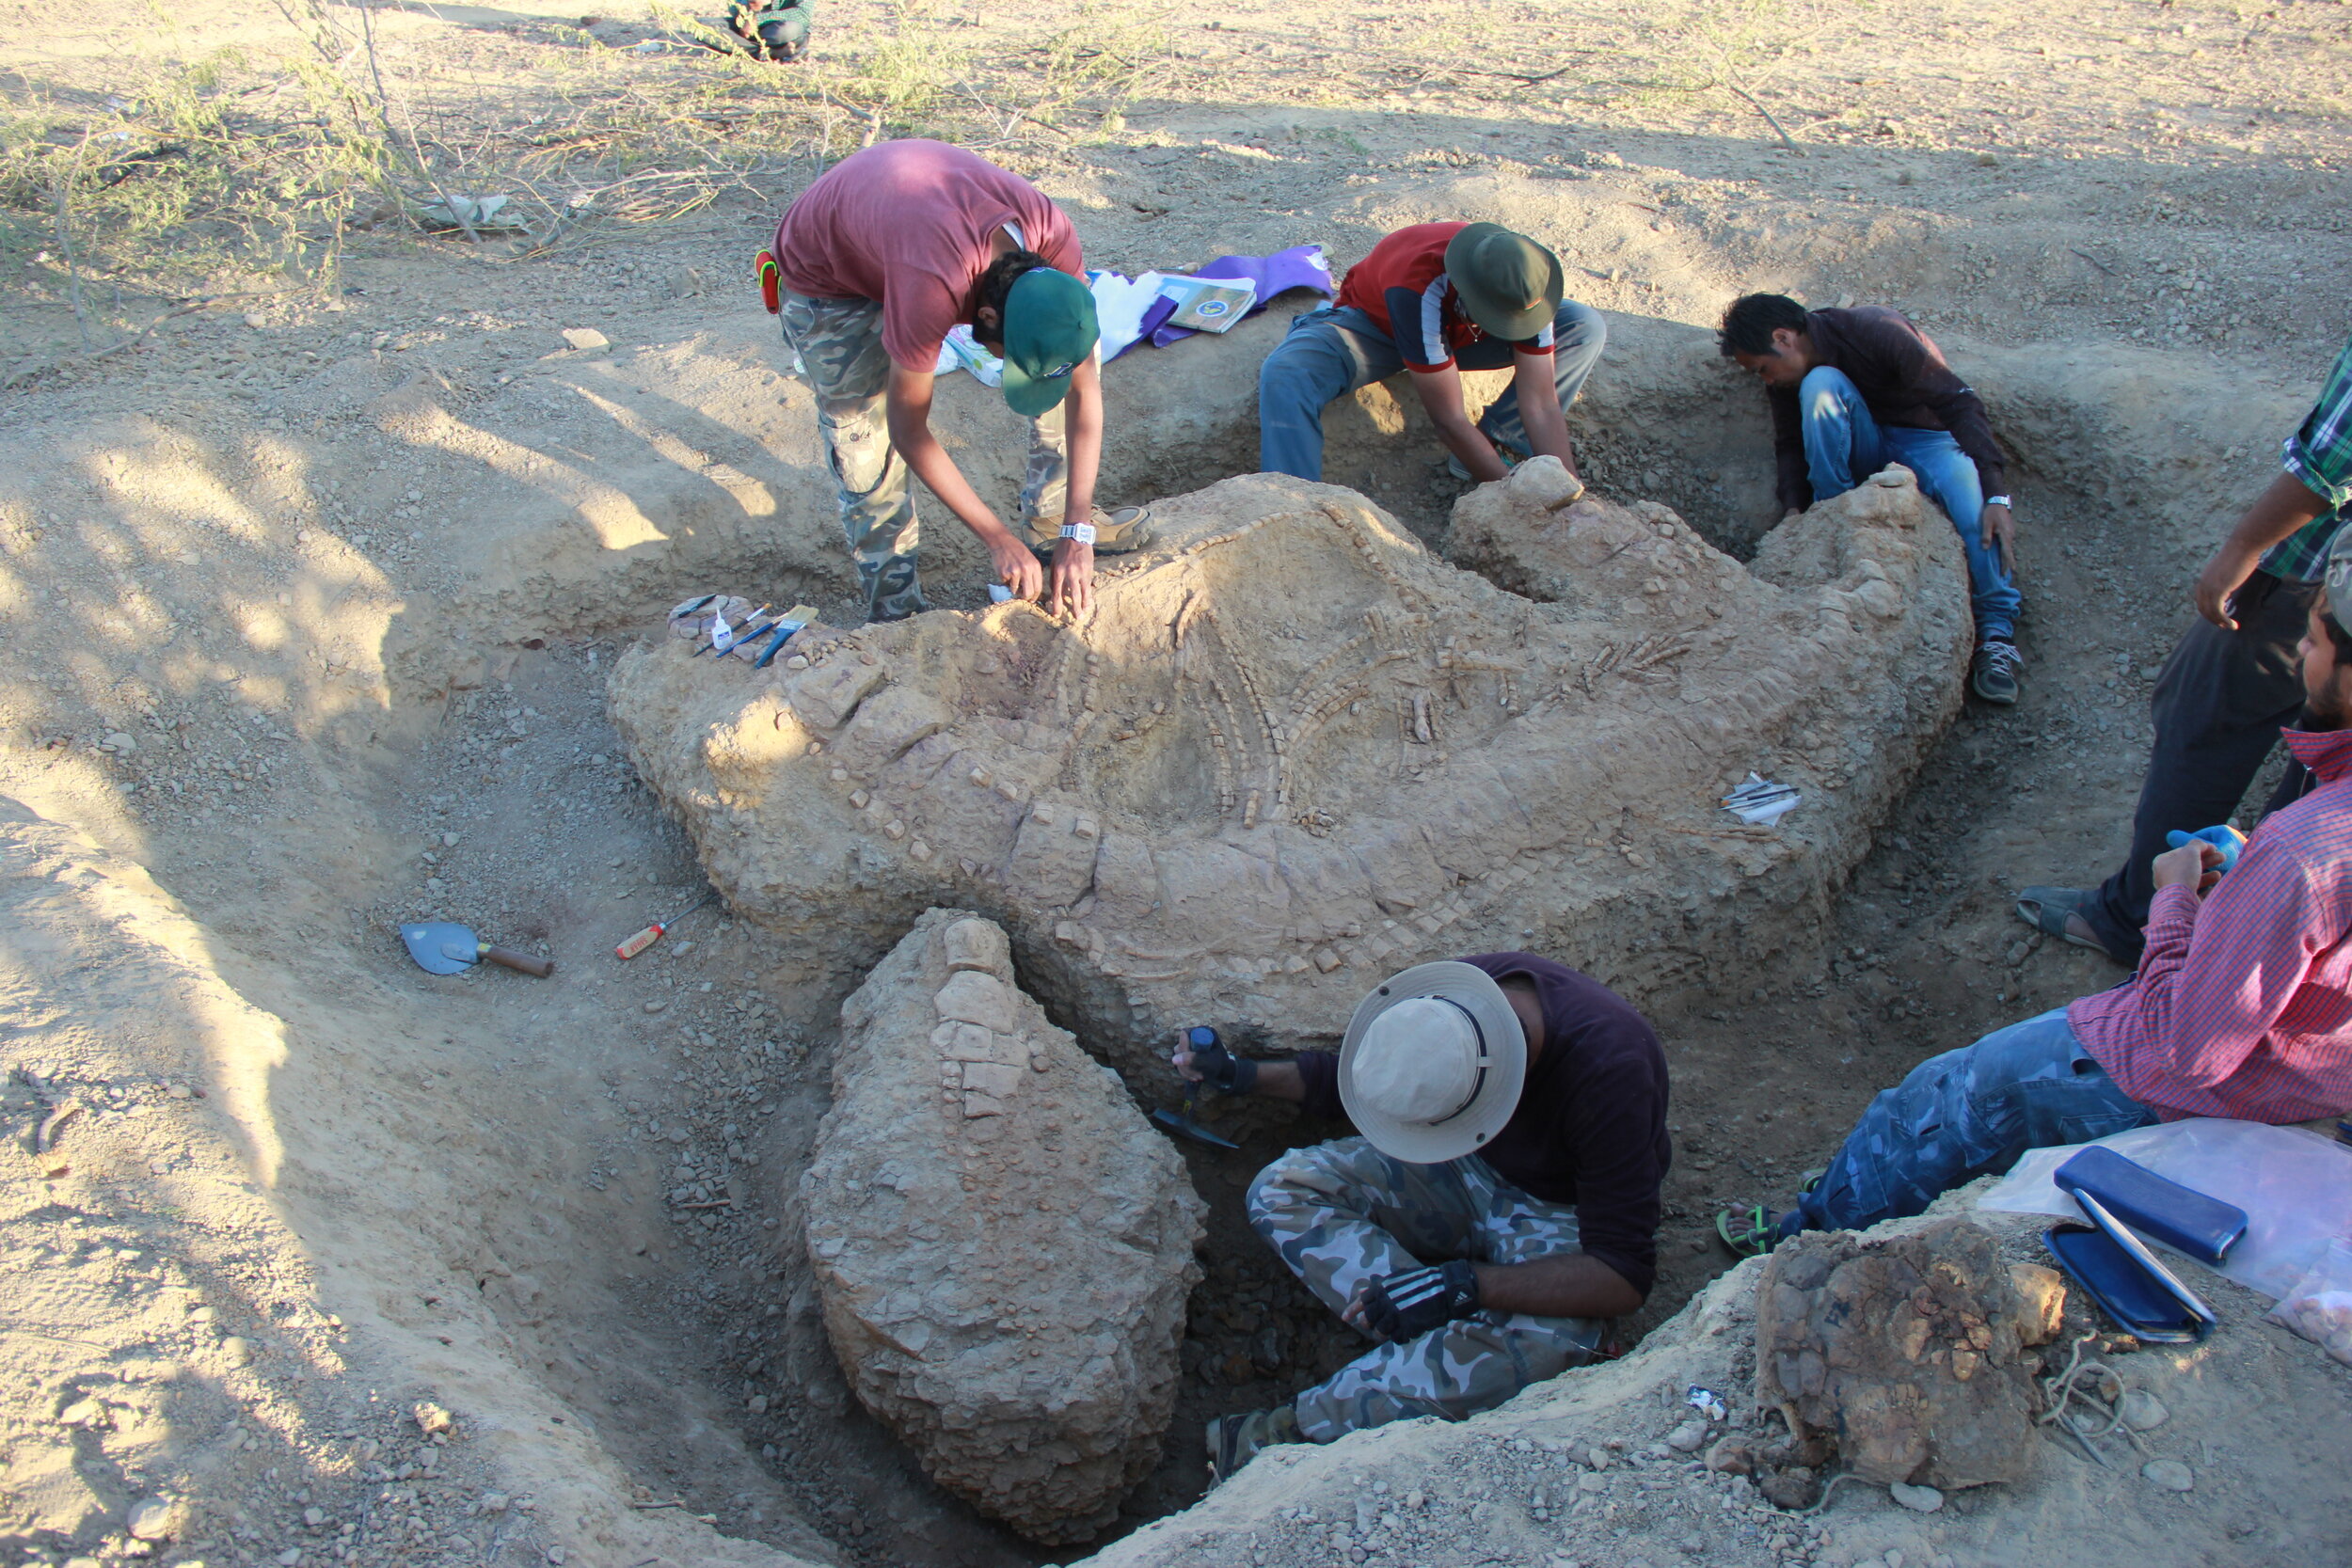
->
xmin=400 ymin=921 xmax=481 ymax=976
xmin=1151 ymin=1107 xmax=1239 ymax=1150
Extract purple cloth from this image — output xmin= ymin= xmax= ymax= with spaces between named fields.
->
xmin=1149 ymin=244 xmax=1334 ymax=348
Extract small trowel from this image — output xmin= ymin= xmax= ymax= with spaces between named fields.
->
xmin=400 ymin=921 xmax=555 ymax=978
xmin=1151 ymin=1025 xmax=1239 ymax=1149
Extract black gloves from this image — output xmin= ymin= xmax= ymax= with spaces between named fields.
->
xmin=1358 ymin=1259 xmax=1482 ymax=1341
xmin=1182 ymin=1025 xmax=1258 ymax=1095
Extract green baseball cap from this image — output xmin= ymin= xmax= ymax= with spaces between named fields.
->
xmin=1443 ymin=223 xmax=1564 ymax=342
xmin=2326 ymin=521 xmax=2352 ymax=636
xmin=999 ymin=267 xmax=1098 ymax=417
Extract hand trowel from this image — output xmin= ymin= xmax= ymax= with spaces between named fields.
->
xmin=400 ymin=921 xmax=555 ymax=978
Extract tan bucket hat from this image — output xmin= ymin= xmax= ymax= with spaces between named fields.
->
xmin=1339 ymin=961 xmax=1528 ymax=1164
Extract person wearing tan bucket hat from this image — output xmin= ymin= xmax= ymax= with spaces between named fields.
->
xmin=1257 ymin=220 xmax=1607 ymax=491
xmin=1178 ymin=953 xmax=1672 ymax=1481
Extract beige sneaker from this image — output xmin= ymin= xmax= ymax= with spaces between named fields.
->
xmin=1026 ymin=504 xmax=1155 ymax=558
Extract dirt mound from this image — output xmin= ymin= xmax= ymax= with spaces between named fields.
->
xmin=611 ymin=466 xmax=1968 ymax=1084
xmin=1084 ymin=1199 xmax=2352 ymax=1568
xmin=804 ymin=910 xmax=1203 ymax=1543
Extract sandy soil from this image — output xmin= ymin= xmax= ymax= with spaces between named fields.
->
xmin=2 ymin=2 xmax=2349 ymax=1565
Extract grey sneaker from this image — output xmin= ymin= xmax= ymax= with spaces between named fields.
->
xmin=1206 ymin=1403 xmax=1301 ymax=1486
xmin=1970 ymin=639 xmax=2023 ymax=705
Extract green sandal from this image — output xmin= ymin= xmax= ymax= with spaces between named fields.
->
xmin=1717 ymin=1205 xmax=1785 ymax=1259
xmin=2013 ymin=886 xmax=2123 ymax=960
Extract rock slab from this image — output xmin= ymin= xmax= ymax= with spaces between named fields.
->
xmin=1755 ymin=1218 xmax=2059 ymax=1488
xmin=801 ymin=910 xmax=1205 ymax=1543
xmin=612 ymin=468 xmax=1969 ymax=1078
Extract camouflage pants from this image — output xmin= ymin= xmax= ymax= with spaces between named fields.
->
xmin=1788 ymin=1008 xmax=2158 ymax=1237
xmin=1248 ymin=1137 xmax=1605 ymax=1443
xmin=777 ymin=291 xmax=1070 ymax=620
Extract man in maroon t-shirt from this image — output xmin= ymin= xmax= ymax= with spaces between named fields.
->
xmin=768 ymin=139 xmax=1149 ymax=620
xmin=1258 ymin=222 xmax=1607 ymax=491
xmin=1176 ymin=954 xmax=1671 ymax=1480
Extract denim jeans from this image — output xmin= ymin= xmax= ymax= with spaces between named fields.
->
xmin=1785 ymin=1008 xmax=2157 ymax=1237
xmin=1798 ymin=365 xmax=2021 ymax=641
xmin=1257 ymin=301 xmax=1608 ymax=482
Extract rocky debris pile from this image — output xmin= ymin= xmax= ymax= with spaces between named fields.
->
xmin=612 ymin=467 xmax=1968 ymax=1082
xmin=1750 ymin=1217 xmax=2063 ymax=1500
xmin=800 ymin=910 xmax=1204 ymax=1544
xmin=1080 ymin=1198 xmax=2351 ymax=1568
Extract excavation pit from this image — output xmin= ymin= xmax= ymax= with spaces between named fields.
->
xmin=3 ymin=284 xmax=2337 ymax=1568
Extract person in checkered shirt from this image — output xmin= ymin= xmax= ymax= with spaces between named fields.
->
xmin=1722 ymin=528 xmax=2352 ymax=1254
xmin=2016 ymin=332 xmax=2352 ymax=964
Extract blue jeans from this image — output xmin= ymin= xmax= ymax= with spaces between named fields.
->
xmin=1798 ymin=365 xmax=2021 ymax=641
xmin=1258 ymin=301 xmax=1608 ymax=482
xmin=1785 ymin=1009 xmax=2157 ymax=1237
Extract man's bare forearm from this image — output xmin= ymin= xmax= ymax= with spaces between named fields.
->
xmin=886 ymin=369 xmax=1013 ymax=544
xmin=1431 ymin=414 xmax=1509 ymax=482
xmin=2220 ymin=469 xmax=2331 ymax=561
xmin=1473 ymin=1253 xmax=1643 ymax=1320
xmin=1514 ymin=356 xmax=1577 ymax=476
xmin=1062 ymin=357 xmax=1103 ymax=523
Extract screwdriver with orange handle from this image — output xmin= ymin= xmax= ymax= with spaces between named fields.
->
xmin=615 ymin=893 xmax=718 ymax=959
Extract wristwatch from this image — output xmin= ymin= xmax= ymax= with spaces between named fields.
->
xmin=1985 ymin=495 xmax=2012 ymax=509
xmin=1059 ymin=521 xmax=1097 ymax=545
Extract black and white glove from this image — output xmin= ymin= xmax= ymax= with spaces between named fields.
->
xmin=1180 ymin=1025 xmax=1257 ymax=1095
xmin=1357 ymin=1259 xmax=1482 ymax=1341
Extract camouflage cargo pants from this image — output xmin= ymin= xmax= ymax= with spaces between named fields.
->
xmin=777 ymin=291 xmax=1070 ymax=621
xmin=1248 ymin=1137 xmax=1605 ymax=1443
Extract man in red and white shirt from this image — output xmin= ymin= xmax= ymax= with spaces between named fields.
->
xmin=1257 ymin=222 xmax=1605 ymax=490
xmin=1722 ymin=531 xmax=2352 ymax=1253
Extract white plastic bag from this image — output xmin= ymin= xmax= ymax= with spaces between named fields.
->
xmin=2266 ymin=1237 xmax=2352 ymax=1367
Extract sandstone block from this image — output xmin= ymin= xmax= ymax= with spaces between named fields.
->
xmin=787 ymin=657 xmax=886 ymax=729
xmin=933 ymin=970 xmax=1017 ymax=1032
xmin=801 ymin=910 xmax=1205 ymax=1543
xmin=1755 ymin=1218 xmax=2042 ymax=1489
xmin=612 ymin=473 xmax=1968 ymax=1081
xmin=943 ymin=916 xmax=1011 ymax=974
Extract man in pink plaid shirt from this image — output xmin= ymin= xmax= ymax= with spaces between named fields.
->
xmin=1722 ymin=528 xmax=2352 ymax=1254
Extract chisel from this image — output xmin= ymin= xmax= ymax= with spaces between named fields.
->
xmin=615 ymin=893 xmax=719 ymax=959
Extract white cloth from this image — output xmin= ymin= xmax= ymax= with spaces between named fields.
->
xmin=1090 ymin=270 xmax=1173 ymax=361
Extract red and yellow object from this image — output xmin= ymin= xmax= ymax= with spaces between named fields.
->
xmin=615 ymin=893 xmax=718 ymax=959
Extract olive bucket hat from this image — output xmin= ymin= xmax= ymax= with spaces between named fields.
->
xmin=999 ymin=267 xmax=1099 ymax=417
xmin=1442 ymin=223 xmax=1564 ymax=342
